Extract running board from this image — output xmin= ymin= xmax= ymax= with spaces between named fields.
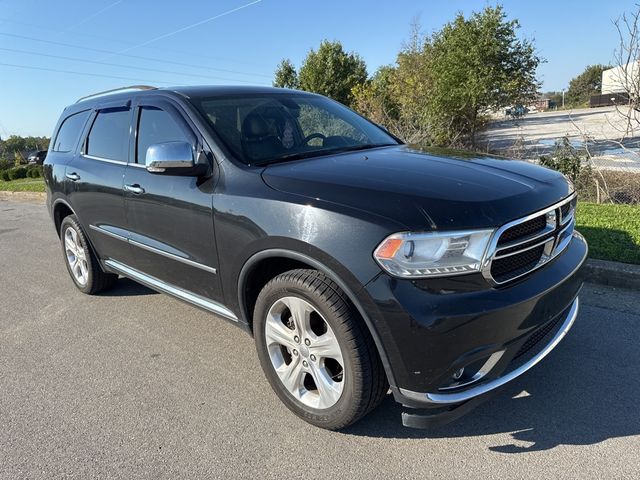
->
xmin=104 ymin=259 xmax=238 ymax=322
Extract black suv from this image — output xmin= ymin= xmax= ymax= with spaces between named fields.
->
xmin=44 ymin=85 xmax=586 ymax=430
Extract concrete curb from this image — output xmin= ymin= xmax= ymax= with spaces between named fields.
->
xmin=0 ymin=191 xmax=46 ymax=204
xmin=584 ymin=258 xmax=640 ymax=290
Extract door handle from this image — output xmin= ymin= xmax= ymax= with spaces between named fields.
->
xmin=65 ymin=172 xmax=80 ymax=181
xmin=124 ymin=183 xmax=145 ymax=195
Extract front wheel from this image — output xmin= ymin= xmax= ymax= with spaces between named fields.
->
xmin=253 ymin=269 xmax=388 ymax=430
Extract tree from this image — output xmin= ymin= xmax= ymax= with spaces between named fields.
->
xmin=425 ymin=6 xmax=542 ymax=146
xmin=273 ymin=59 xmax=299 ymax=89
xmin=352 ymin=66 xmax=401 ymax=130
xmin=0 ymin=135 xmax=50 ymax=164
xmin=545 ymin=91 xmax=564 ymax=108
xmin=353 ymin=7 xmax=541 ymax=147
xmin=612 ymin=5 xmax=640 ymax=137
xmin=276 ymin=40 xmax=367 ymax=107
xmin=352 ymin=23 xmax=434 ymax=144
xmin=566 ymin=64 xmax=610 ymax=106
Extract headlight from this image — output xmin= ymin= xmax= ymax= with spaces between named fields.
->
xmin=373 ymin=229 xmax=494 ymax=278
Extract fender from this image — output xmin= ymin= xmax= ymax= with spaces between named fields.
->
xmin=52 ymin=197 xmax=76 ymax=212
xmin=51 ymin=198 xmax=77 ymax=231
xmin=237 ymin=248 xmax=398 ymax=389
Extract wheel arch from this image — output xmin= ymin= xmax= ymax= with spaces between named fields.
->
xmin=52 ymin=199 xmax=104 ymax=271
xmin=237 ymin=248 xmax=397 ymax=388
xmin=52 ymin=199 xmax=76 ymax=236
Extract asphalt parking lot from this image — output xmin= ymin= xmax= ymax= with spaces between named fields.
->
xmin=1 ymin=200 xmax=639 ymax=479
xmin=482 ymin=106 xmax=640 ymax=170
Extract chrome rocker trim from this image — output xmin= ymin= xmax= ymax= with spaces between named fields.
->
xmin=104 ymin=259 xmax=237 ymax=321
xmin=399 ymin=297 xmax=579 ymax=405
xmin=90 ymin=224 xmax=217 ymax=274
xmin=129 ymin=238 xmax=217 ymax=274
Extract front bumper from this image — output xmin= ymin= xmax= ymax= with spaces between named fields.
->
xmin=363 ymin=231 xmax=587 ymax=419
xmin=401 ymin=297 xmax=579 ymax=405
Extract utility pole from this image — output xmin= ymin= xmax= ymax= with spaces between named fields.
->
xmin=562 ymin=89 xmax=565 ymax=108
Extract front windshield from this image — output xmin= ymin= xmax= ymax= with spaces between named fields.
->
xmin=193 ymin=93 xmax=399 ymax=165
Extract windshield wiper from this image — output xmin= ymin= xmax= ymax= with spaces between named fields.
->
xmin=252 ymin=149 xmax=330 ymax=166
xmin=332 ymin=143 xmax=397 ymax=153
xmin=252 ymin=143 xmax=397 ymax=167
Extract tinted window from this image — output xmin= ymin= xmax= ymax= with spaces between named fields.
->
xmin=52 ymin=110 xmax=90 ymax=153
xmin=86 ymin=108 xmax=130 ymax=161
xmin=193 ymin=94 xmax=397 ymax=165
xmin=136 ymin=107 xmax=190 ymax=164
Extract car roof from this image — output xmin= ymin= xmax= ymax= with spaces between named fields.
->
xmin=67 ymin=85 xmax=314 ymax=114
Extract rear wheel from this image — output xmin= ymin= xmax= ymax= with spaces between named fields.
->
xmin=60 ymin=215 xmax=118 ymax=294
xmin=254 ymin=269 xmax=388 ymax=430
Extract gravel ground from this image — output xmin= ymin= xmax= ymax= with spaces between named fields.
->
xmin=1 ymin=200 xmax=639 ymax=479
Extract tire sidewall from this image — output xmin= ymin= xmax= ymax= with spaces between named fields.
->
xmin=60 ymin=216 xmax=95 ymax=294
xmin=254 ymin=278 xmax=361 ymax=428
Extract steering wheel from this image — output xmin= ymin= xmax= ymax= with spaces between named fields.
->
xmin=303 ymin=133 xmax=327 ymax=145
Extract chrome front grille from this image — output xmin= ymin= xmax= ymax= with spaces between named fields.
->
xmin=497 ymin=215 xmax=547 ymax=245
xmin=483 ymin=194 xmax=577 ymax=285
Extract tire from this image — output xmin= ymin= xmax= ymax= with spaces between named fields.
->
xmin=59 ymin=215 xmax=118 ymax=294
xmin=253 ymin=269 xmax=388 ymax=430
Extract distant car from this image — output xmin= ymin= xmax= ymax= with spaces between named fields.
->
xmin=27 ymin=150 xmax=48 ymax=165
xmin=505 ymin=105 xmax=529 ymax=119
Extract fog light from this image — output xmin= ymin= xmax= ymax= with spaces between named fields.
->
xmin=452 ymin=368 xmax=464 ymax=380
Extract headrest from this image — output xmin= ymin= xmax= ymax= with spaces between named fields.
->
xmin=242 ymin=113 xmax=270 ymax=140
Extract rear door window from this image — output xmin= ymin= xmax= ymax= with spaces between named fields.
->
xmin=52 ymin=110 xmax=90 ymax=153
xmin=86 ymin=108 xmax=131 ymax=161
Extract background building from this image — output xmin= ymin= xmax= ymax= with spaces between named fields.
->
xmin=590 ymin=61 xmax=637 ymax=107
xmin=601 ymin=60 xmax=639 ymax=94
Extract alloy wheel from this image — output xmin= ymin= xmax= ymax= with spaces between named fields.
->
xmin=264 ymin=296 xmax=345 ymax=409
xmin=64 ymin=227 xmax=89 ymax=286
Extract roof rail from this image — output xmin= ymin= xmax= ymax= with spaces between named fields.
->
xmin=75 ymin=85 xmax=158 ymax=103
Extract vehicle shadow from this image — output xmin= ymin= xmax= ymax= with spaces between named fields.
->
xmin=98 ymin=277 xmax=158 ymax=297
xmin=343 ymin=300 xmax=640 ymax=452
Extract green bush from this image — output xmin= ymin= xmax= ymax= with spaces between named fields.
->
xmin=0 ymin=159 xmax=12 ymax=172
xmin=539 ymin=137 xmax=586 ymax=182
xmin=0 ymin=170 xmax=10 ymax=181
xmin=26 ymin=165 xmax=43 ymax=178
xmin=7 ymin=167 xmax=27 ymax=180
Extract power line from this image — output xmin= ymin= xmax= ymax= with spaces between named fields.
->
xmin=108 ymin=0 xmax=263 ymax=57
xmin=0 ymin=31 xmax=272 ymax=78
xmin=0 ymin=61 xmax=178 ymax=85
xmin=56 ymin=0 xmax=124 ymax=36
xmin=0 ymin=18 xmax=270 ymax=69
xmin=0 ymin=46 xmax=268 ymax=84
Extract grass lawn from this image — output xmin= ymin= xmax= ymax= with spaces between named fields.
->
xmin=576 ymin=202 xmax=640 ymax=265
xmin=0 ymin=177 xmax=45 ymax=192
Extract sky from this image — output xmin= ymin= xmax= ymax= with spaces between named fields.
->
xmin=0 ymin=0 xmax=634 ymax=137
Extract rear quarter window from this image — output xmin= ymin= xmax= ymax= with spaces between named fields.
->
xmin=52 ymin=110 xmax=90 ymax=153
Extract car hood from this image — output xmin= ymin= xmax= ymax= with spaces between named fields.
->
xmin=260 ymin=145 xmax=572 ymax=230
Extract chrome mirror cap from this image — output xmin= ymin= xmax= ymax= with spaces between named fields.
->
xmin=145 ymin=141 xmax=194 ymax=173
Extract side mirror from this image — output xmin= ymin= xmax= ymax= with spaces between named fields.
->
xmin=145 ymin=141 xmax=207 ymax=176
